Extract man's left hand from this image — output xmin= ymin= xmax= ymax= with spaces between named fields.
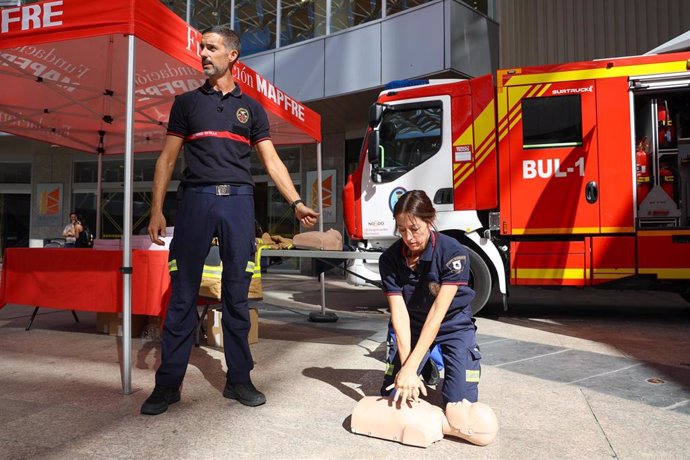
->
xmin=295 ymin=203 xmax=319 ymax=228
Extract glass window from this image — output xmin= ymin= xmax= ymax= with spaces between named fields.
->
xmin=330 ymin=0 xmax=382 ymax=32
xmin=522 ymin=95 xmax=582 ymax=149
xmin=74 ymin=158 xmax=182 ymax=183
xmin=235 ymin=0 xmax=277 ymax=55
xmin=0 ymin=163 xmax=31 ymax=183
xmin=386 ymin=0 xmax=431 ymax=16
xmin=281 ymin=0 xmax=327 ymax=46
xmin=378 ymin=103 xmax=442 ymax=174
xmin=190 ymin=0 xmax=232 ymax=29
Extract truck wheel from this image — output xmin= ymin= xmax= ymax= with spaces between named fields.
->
xmin=467 ymin=246 xmax=492 ymax=316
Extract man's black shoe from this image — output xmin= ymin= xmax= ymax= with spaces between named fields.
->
xmin=223 ymin=380 xmax=266 ymax=406
xmin=140 ymin=385 xmax=181 ymax=415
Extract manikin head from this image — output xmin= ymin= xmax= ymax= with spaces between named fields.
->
xmin=443 ymin=399 xmax=498 ymax=446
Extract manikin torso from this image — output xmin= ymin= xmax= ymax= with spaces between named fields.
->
xmin=350 ymin=396 xmax=498 ymax=447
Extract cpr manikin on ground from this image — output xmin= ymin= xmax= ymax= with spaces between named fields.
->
xmin=350 ymin=396 xmax=498 ymax=448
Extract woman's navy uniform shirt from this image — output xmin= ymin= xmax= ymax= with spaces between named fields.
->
xmin=380 ymin=232 xmax=476 ymax=330
xmin=166 ymin=81 xmax=271 ymax=186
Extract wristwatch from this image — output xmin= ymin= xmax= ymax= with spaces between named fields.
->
xmin=290 ymin=199 xmax=304 ymax=212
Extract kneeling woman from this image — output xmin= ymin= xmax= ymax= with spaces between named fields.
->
xmin=380 ymin=190 xmax=481 ymax=405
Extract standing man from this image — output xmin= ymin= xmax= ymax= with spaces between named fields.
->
xmin=141 ymin=25 xmax=319 ymax=416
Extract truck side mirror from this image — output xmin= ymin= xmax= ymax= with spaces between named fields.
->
xmin=368 ymin=103 xmax=384 ymax=127
xmin=367 ymin=130 xmax=382 ymax=183
xmin=368 ymin=129 xmax=380 ymax=166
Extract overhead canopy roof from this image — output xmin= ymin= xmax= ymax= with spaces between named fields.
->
xmin=0 ymin=0 xmax=321 ymax=154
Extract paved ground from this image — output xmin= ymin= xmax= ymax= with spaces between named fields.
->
xmin=0 ymin=274 xmax=689 ymax=459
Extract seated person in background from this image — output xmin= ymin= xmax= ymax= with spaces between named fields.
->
xmin=62 ymin=212 xmax=83 ymax=248
xmin=350 ymin=396 xmax=498 ymax=447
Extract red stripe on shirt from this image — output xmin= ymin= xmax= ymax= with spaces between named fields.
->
xmin=442 ymin=281 xmax=469 ymax=286
xmin=185 ymin=131 xmax=250 ymax=145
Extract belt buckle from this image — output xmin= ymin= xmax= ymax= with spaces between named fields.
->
xmin=216 ymin=184 xmax=230 ymax=196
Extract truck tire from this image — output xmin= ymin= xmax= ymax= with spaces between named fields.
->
xmin=467 ymin=246 xmax=492 ymax=316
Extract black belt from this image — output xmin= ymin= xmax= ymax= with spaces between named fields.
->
xmin=188 ymin=184 xmax=253 ymax=196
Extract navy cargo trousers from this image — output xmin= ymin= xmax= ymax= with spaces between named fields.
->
xmin=156 ymin=184 xmax=256 ymax=389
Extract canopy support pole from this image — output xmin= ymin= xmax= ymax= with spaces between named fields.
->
xmin=96 ymin=153 xmax=102 ymax=239
xmin=121 ymin=34 xmax=136 ymax=395
xmin=308 ymin=142 xmax=337 ymax=323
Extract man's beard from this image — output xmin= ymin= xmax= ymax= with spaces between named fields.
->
xmin=203 ymin=63 xmax=228 ymax=77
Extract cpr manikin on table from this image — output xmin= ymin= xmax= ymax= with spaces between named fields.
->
xmin=350 ymin=396 xmax=498 ymax=447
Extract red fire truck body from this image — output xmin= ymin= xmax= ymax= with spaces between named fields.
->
xmin=343 ymin=51 xmax=690 ymax=312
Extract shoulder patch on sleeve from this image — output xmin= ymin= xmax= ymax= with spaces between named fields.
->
xmin=446 ymin=255 xmax=466 ymax=273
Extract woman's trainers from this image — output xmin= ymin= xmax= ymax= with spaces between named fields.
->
xmin=223 ymin=380 xmax=266 ymax=406
xmin=140 ymin=385 xmax=181 ymax=415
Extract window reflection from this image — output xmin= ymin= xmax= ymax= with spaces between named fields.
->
xmin=281 ymin=0 xmax=327 ymax=46
xmin=0 ymin=163 xmax=31 ymax=183
xmin=234 ymin=0 xmax=277 ymax=54
xmin=73 ymin=158 xmax=183 ymax=184
xmin=330 ymin=0 xmax=381 ymax=32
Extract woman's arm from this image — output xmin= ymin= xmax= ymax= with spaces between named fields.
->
xmin=405 ymin=284 xmax=458 ymax=373
xmin=388 ymin=295 xmax=411 ymax=364
xmin=391 ymin=284 xmax=458 ymax=402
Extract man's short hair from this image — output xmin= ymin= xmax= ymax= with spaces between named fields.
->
xmin=202 ymin=24 xmax=241 ymax=58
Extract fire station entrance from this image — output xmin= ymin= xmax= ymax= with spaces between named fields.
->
xmin=632 ymin=74 xmax=690 ymax=229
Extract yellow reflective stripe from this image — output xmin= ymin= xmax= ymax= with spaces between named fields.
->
xmin=246 ymin=260 xmax=255 ymax=274
xmin=639 ymin=268 xmax=690 ymax=279
xmin=512 ymin=268 xmax=584 ymax=279
xmin=512 ymin=227 xmax=600 ymax=235
xmin=168 ymin=260 xmax=177 ymax=272
xmin=466 ymin=369 xmax=480 ymax=383
xmin=385 ymin=362 xmax=395 ymax=376
xmin=503 ymin=61 xmax=689 ymax=87
xmin=202 ymin=265 xmax=222 ymax=279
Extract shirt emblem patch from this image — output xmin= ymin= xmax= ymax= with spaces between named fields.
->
xmin=428 ymin=282 xmax=440 ymax=297
xmin=236 ymin=108 xmax=249 ymax=124
xmin=446 ymin=255 xmax=466 ymax=273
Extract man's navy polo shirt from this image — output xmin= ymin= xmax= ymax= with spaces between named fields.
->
xmin=167 ymin=81 xmax=271 ymax=186
xmin=380 ymin=232 xmax=476 ymax=328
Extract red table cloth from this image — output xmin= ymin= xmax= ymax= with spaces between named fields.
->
xmin=0 ymin=248 xmax=171 ymax=316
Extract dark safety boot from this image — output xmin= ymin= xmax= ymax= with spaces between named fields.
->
xmin=223 ymin=380 xmax=266 ymax=406
xmin=140 ymin=385 xmax=181 ymax=415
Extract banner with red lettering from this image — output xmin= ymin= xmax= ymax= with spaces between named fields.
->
xmin=0 ymin=0 xmax=320 ymax=153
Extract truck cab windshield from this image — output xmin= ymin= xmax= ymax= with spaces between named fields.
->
xmin=375 ymin=105 xmax=442 ymax=181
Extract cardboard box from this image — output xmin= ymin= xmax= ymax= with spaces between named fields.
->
xmin=206 ymin=307 xmax=258 ymax=348
xmin=96 ymin=312 xmax=149 ymax=337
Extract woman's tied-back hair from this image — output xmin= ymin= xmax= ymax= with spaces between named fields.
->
xmin=393 ymin=190 xmax=436 ymax=226
xmin=202 ymin=24 xmax=241 ymax=59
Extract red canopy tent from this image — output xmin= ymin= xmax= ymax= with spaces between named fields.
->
xmin=0 ymin=0 xmax=322 ymax=393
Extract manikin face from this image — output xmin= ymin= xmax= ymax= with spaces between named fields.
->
xmin=200 ymin=32 xmax=238 ymax=78
xmin=395 ymin=212 xmax=431 ymax=255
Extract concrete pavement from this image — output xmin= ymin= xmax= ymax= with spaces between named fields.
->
xmin=0 ymin=274 xmax=688 ymax=459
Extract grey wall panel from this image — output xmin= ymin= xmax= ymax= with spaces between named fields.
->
xmin=324 ymin=24 xmax=382 ymax=97
xmin=497 ymin=0 xmax=690 ymax=68
xmin=381 ymin=2 xmax=446 ymax=82
xmin=273 ymin=41 xmax=326 ymax=101
xmin=448 ymin=0 xmax=499 ymax=77
xmin=242 ymin=54 xmax=275 ymax=84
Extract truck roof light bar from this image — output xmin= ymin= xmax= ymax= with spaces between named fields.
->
xmin=384 ymin=79 xmax=430 ymax=90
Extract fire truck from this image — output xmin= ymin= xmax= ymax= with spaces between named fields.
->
xmin=343 ymin=50 xmax=690 ymax=314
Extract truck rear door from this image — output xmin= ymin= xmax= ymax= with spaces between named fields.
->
xmin=505 ymin=80 xmax=601 ymax=235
